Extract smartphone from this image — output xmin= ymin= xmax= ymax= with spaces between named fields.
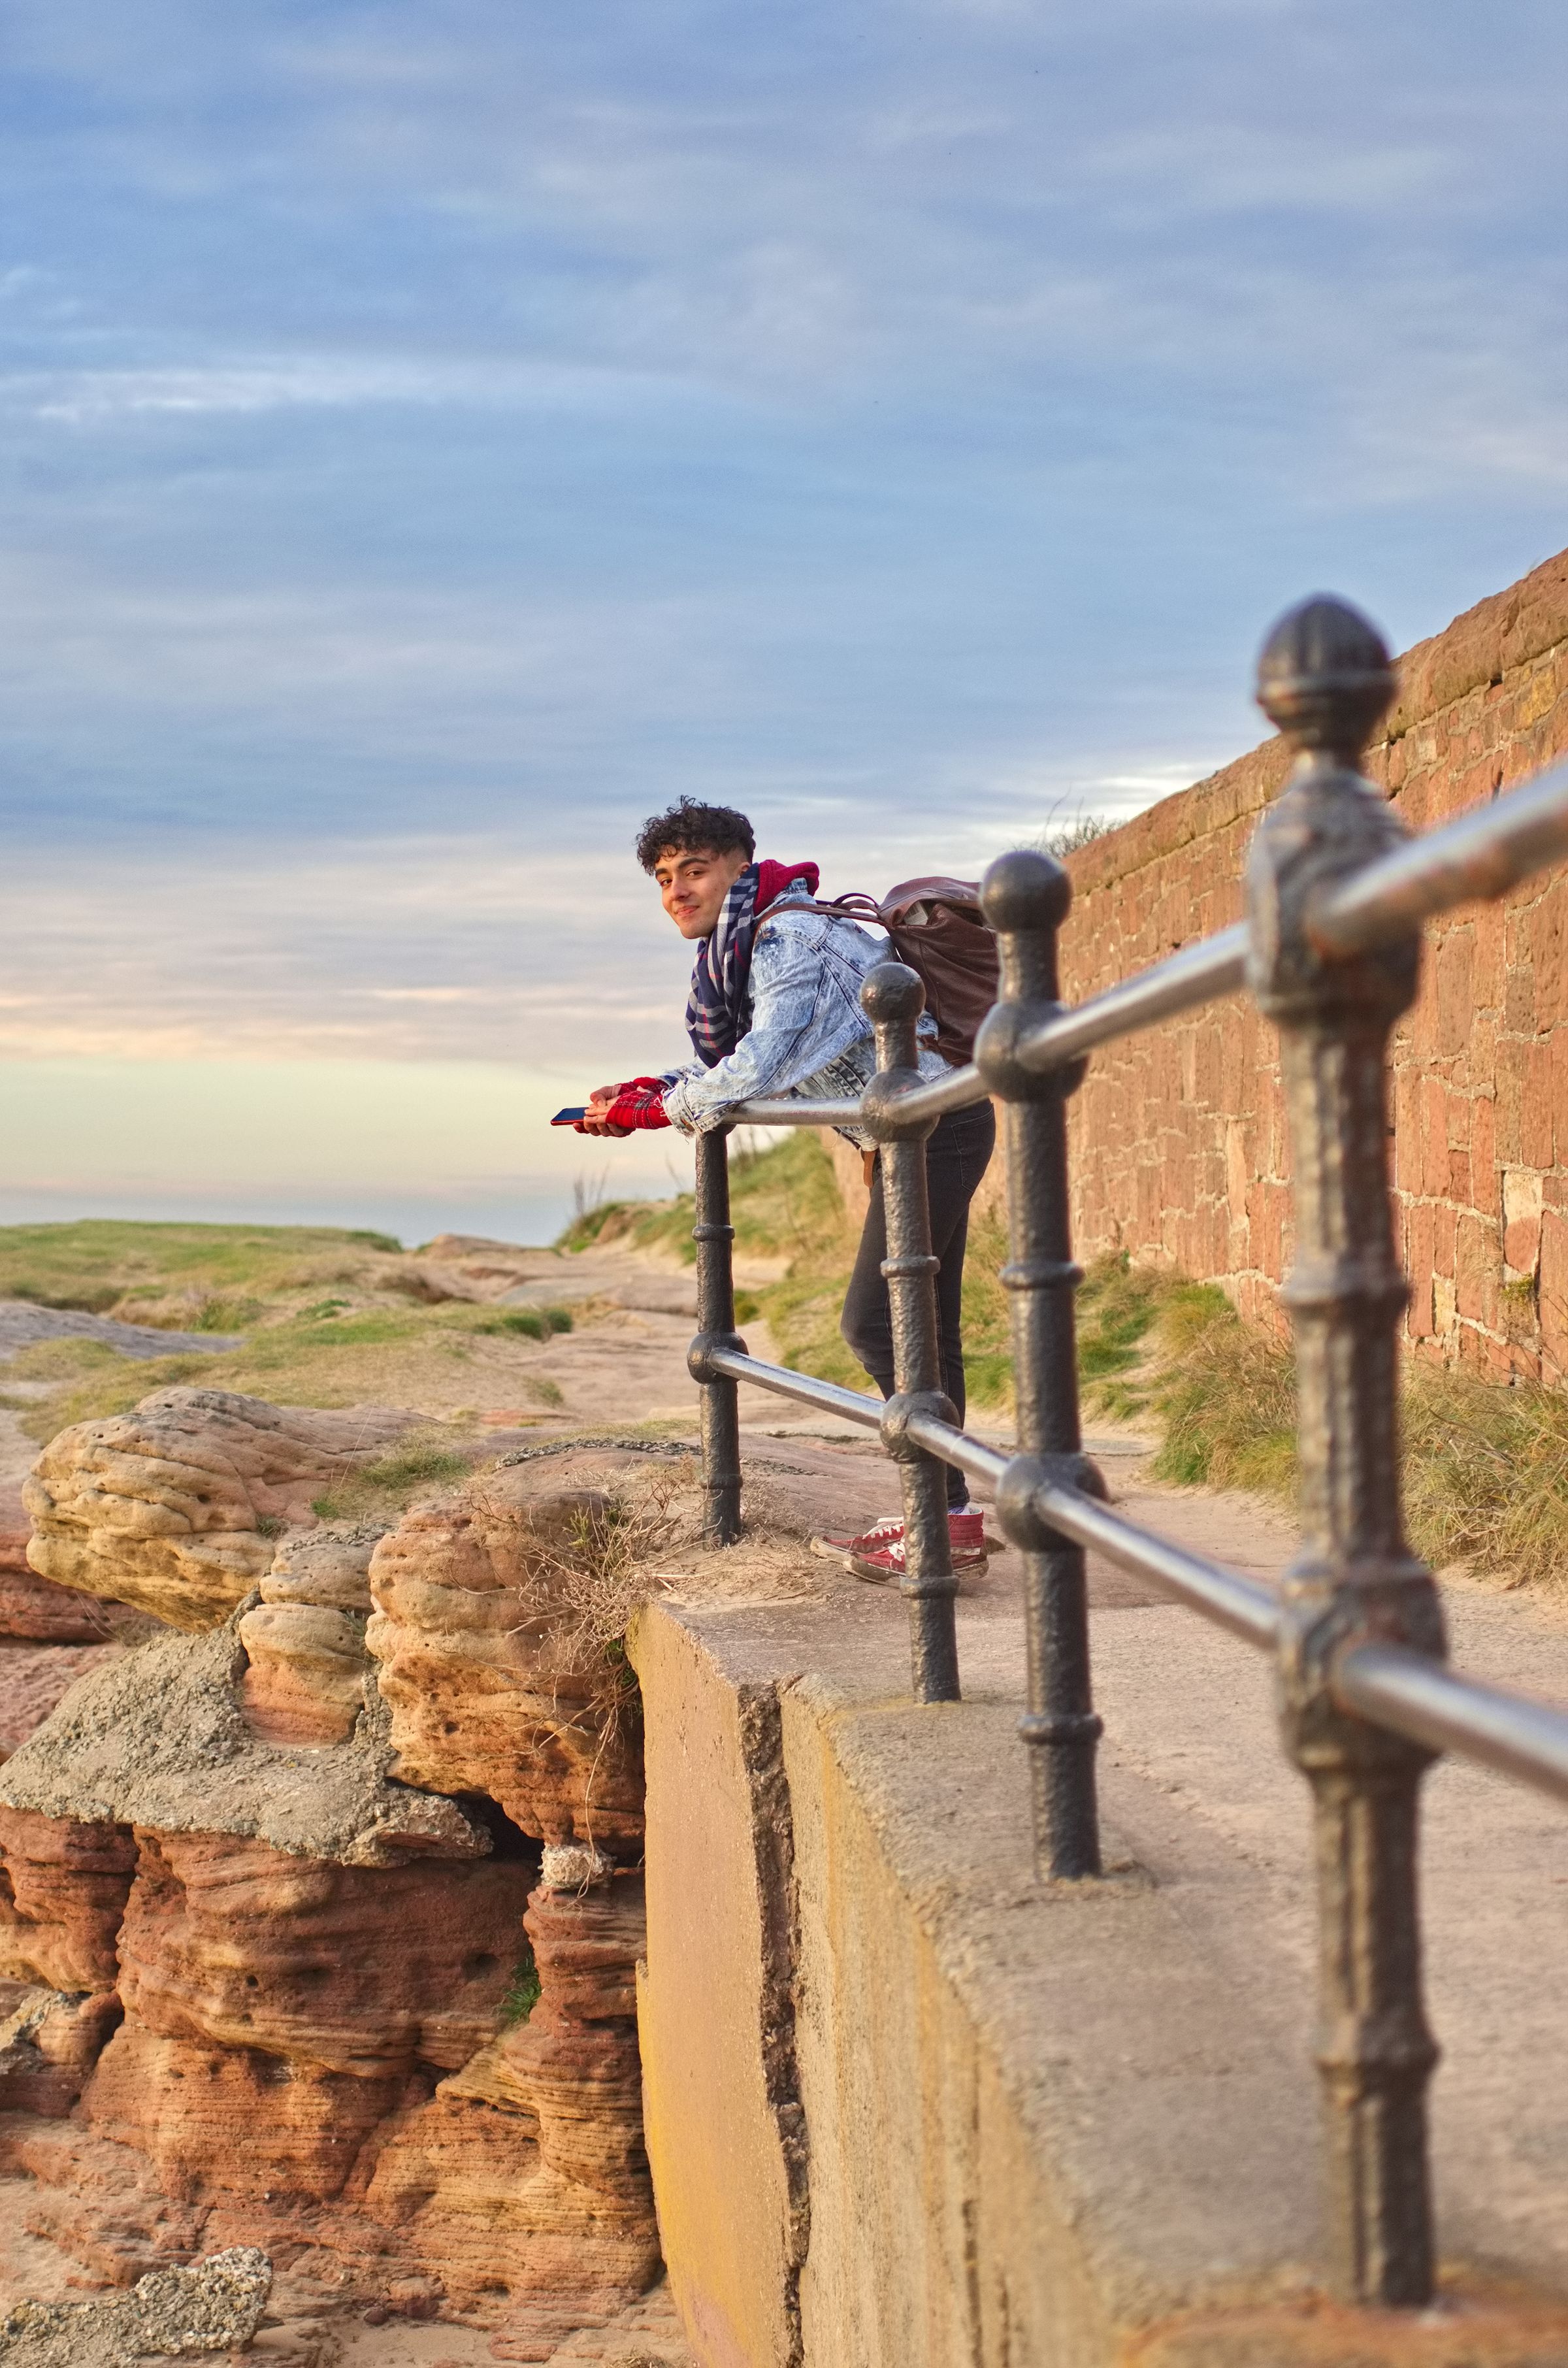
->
xmin=551 ymin=1106 xmax=587 ymax=1126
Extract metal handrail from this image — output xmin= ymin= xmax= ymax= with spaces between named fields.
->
xmin=685 ymin=591 xmax=1568 ymax=2312
xmin=1312 ymin=756 xmax=1568 ymax=957
xmin=732 ymin=925 xmax=1249 ymax=1128
xmin=1333 ymin=1641 xmax=1568 ymax=1803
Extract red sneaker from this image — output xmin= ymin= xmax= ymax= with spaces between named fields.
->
xmin=847 ymin=1509 xmax=993 ymax=1585
xmin=809 ymin=1511 xmax=904 ymax=1566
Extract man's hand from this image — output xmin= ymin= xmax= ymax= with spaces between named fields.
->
xmin=578 ymin=1083 xmax=628 ymax=1137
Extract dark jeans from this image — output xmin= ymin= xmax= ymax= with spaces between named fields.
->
xmin=839 ymin=1100 xmax=997 ymax=1509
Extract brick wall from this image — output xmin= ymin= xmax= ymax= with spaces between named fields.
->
xmin=1054 ymin=547 xmax=1568 ymax=1378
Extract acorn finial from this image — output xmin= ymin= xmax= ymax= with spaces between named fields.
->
xmin=981 ymin=847 xmax=1071 ymax=936
xmin=1256 ymin=595 xmax=1394 ymax=760
xmin=860 ymin=960 xmax=926 ymax=1025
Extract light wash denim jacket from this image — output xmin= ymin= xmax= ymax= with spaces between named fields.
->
xmin=662 ymin=884 xmax=947 ymax=1147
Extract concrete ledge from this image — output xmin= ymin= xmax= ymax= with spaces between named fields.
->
xmin=630 ymin=1534 xmax=1568 ymax=2367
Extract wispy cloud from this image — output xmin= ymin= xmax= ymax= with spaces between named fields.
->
xmin=0 ymin=0 xmax=1563 ymax=1226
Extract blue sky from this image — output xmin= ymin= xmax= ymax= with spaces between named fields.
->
xmin=2 ymin=1 xmax=1565 ymax=1238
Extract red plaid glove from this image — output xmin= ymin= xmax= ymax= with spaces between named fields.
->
xmin=577 ymin=1077 xmax=672 ymax=1135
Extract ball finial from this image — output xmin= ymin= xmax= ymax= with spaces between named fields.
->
xmin=981 ymin=847 xmax=1071 ymax=936
xmin=860 ymin=960 xmax=926 ymax=1025
xmin=1256 ymin=595 xmax=1394 ymax=758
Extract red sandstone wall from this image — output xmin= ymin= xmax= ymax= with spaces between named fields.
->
xmin=1056 ymin=546 xmax=1568 ymax=1379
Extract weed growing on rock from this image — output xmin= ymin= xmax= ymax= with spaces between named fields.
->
xmin=311 ymin=1434 xmax=475 ymax=1522
xmin=501 ymin=1940 xmax=542 ymax=2024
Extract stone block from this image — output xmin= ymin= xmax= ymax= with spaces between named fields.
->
xmin=631 ymin=1556 xmax=1568 ymax=2368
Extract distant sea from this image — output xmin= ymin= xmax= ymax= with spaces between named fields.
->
xmin=0 ymin=1189 xmax=593 ymax=1253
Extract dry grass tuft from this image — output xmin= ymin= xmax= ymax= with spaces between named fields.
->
xmin=467 ymin=1453 xmax=824 ymax=1754
xmin=1402 ymin=1364 xmax=1568 ymax=1592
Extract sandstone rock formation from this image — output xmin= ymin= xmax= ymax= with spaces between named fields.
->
xmin=367 ymin=1455 xmax=646 ymax=1852
xmin=237 ymin=1528 xmax=379 ymax=1748
xmin=0 ymin=1807 xmax=133 ymax=1994
xmin=23 ymin=1390 xmax=418 ymax=1630
xmin=0 ymin=1646 xmax=122 ymax=1764
xmin=0 ymin=1982 xmax=120 ymax=2121
xmin=0 ymin=1612 xmax=485 ymax=1867
xmin=365 ymin=1870 xmax=658 ymax=2351
xmin=0 ymin=1439 xmax=662 ymax=2339
xmin=0 ymin=1488 xmax=106 ymax=1647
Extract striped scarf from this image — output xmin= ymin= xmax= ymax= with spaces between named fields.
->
xmin=686 ymin=859 xmax=820 ymax=1066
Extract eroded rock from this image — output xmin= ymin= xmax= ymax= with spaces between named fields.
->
xmin=235 ymin=1527 xmax=380 ymax=1747
xmin=362 ymin=1870 xmax=657 ymax=2322
xmin=0 ymin=1486 xmax=108 ymax=1646
xmin=114 ymin=1829 xmax=527 ymax=2081
xmin=367 ymin=1458 xmax=645 ymax=1850
xmin=0 ymin=1809 xmax=135 ymax=1992
xmin=0 ymin=2245 xmax=270 ymax=2363
xmin=23 ymin=1390 xmax=417 ymax=1630
xmin=0 ymin=1426 xmax=663 ymax=2339
xmin=0 ymin=1983 xmax=121 ymax=2118
xmin=0 ymin=1614 xmax=486 ymax=1867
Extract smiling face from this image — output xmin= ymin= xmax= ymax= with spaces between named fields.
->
xmin=652 ymin=843 xmax=751 ymax=940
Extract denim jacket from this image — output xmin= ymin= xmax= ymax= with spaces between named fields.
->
xmin=662 ymin=885 xmax=947 ymax=1147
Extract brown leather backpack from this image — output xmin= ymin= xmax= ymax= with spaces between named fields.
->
xmin=815 ymin=876 xmax=1000 ymax=1066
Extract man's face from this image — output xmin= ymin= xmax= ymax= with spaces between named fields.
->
xmin=653 ymin=844 xmax=750 ymax=940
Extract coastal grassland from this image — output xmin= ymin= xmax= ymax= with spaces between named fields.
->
xmin=0 ymin=1218 xmax=402 ymax=1330
xmin=9 ymin=1180 xmax=1567 ymax=1597
xmin=0 ymin=1219 xmax=576 ymax=1443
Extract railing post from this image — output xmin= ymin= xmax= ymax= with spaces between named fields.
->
xmin=975 ymin=852 xmax=1103 ymax=1880
xmin=860 ymin=962 xmax=962 ymax=1704
xmin=689 ymin=1126 xmax=744 ymax=1547
xmin=1247 ymin=597 xmax=1446 ymax=2306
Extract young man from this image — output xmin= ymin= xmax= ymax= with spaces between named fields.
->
xmin=579 ymin=797 xmax=998 ymax=1577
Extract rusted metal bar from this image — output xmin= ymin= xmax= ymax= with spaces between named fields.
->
xmin=1248 ymin=594 xmax=1446 ymax=2309
xmin=687 ymin=1128 xmax=745 ymax=1546
xmin=1312 ymin=755 xmax=1568 ymax=957
xmin=975 ymin=851 xmax=1103 ymax=1880
xmin=860 ymin=960 xmax=962 ymax=1705
xmin=904 ymin=1406 xmax=1281 ymax=1646
xmin=729 ymin=1096 xmax=884 ymax=1126
xmin=715 ymin=1340 xmax=1568 ymax=1775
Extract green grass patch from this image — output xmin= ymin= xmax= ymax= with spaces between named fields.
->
xmin=1070 ymin=1254 xmax=1299 ymax=1493
xmin=501 ymin=1942 xmax=541 ymax=2026
xmin=559 ymin=1130 xmax=854 ymax=1271
xmin=310 ymin=1434 xmax=476 ymax=1522
xmin=475 ymin=1306 xmax=574 ymax=1340
xmin=0 ymin=1221 xmax=589 ymax=1439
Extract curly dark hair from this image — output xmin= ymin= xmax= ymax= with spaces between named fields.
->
xmin=634 ymin=797 xmax=755 ymax=874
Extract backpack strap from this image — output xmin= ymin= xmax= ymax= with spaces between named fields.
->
xmin=810 ymin=890 xmax=885 ymax=925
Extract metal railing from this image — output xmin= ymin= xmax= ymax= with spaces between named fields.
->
xmin=683 ymin=593 xmax=1568 ymax=2310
